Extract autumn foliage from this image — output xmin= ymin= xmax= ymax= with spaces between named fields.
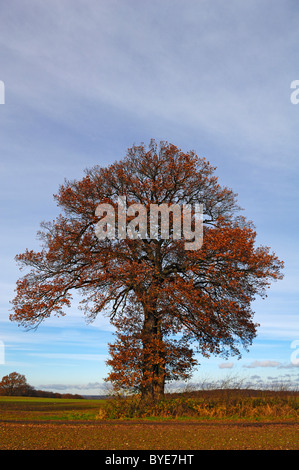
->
xmin=11 ymin=140 xmax=283 ymax=400
xmin=106 ymin=300 xmax=197 ymax=395
xmin=0 ymin=372 xmax=32 ymax=396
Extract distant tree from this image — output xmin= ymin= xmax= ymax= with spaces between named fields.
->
xmin=0 ymin=372 xmax=34 ymax=396
xmin=10 ymin=140 xmax=284 ymax=401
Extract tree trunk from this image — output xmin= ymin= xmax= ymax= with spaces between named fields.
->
xmin=141 ymin=309 xmax=166 ymax=401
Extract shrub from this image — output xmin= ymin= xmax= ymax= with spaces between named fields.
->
xmin=102 ymin=391 xmax=299 ymax=420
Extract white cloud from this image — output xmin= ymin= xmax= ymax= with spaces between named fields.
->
xmin=243 ymin=360 xmax=282 ymax=369
xmin=37 ymin=381 xmax=108 ymax=395
xmin=28 ymin=352 xmax=107 ymax=362
xmin=278 ymin=363 xmax=299 ymax=369
xmin=1 ymin=0 xmax=297 ymax=164
xmin=218 ymin=362 xmax=234 ymax=369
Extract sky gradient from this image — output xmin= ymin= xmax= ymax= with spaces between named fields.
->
xmin=0 ymin=0 xmax=298 ymax=394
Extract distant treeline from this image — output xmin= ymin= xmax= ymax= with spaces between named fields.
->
xmin=0 ymin=372 xmax=83 ymax=399
xmin=24 ymin=389 xmax=84 ymax=399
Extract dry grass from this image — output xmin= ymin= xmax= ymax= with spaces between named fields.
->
xmin=102 ymin=389 xmax=299 ymax=420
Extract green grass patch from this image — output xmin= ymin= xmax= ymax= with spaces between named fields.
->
xmin=0 ymin=396 xmax=107 ymax=421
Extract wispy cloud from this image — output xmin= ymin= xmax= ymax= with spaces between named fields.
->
xmin=28 ymin=352 xmax=107 ymax=361
xmin=244 ymin=360 xmax=282 ymax=368
xmin=37 ymin=381 xmax=108 ymax=394
xmin=219 ymin=362 xmax=234 ymax=369
xmin=1 ymin=0 xmax=297 ymax=163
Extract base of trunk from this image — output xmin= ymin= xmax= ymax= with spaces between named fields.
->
xmin=141 ymin=383 xmax=165 ymax=402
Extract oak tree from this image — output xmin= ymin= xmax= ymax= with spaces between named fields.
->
xmin=0 ymin=372 xmax=33 ymax=396
xmin=11 ymin=140 xmax=283 ymax=400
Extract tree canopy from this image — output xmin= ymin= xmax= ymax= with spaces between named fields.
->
xmin=11 ymin=140 xmax=284 ymax=400
xmin=0 ymin=372 xmax=32 ymax=396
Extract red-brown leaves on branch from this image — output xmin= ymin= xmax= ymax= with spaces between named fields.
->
xmin=105 ymin=303 xmax=197 ymax=395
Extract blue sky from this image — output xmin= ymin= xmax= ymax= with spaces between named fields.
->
xmin=0 ymin=0 xmax=298 ymax=394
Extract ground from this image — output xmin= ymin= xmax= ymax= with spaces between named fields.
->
xmin=0 ymin=393 xmax=297 ymax=450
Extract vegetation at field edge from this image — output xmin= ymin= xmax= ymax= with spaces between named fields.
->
xmin=102 ymin=388 xmax=299 ymax=421
xmin=0 ymin=390 xmax=297 ymax=450
xmin=0 ymin=388 xmax=298 ymax=422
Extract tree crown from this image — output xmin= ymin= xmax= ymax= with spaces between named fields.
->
xmin=10 ymin=141 xmax=284 ymax=387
